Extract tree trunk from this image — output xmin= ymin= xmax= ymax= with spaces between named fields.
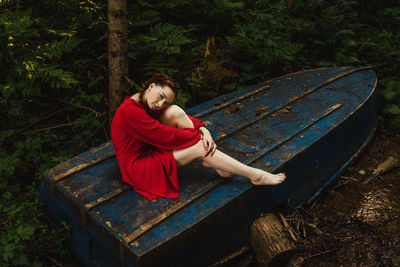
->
xmin=108 ymin=0 xmax=129 ymax=126
xmin=250 ymin=213 xmax=296 ymax=267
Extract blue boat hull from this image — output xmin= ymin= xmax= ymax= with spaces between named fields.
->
xmin=39 ymin=67 xmax=378 ymax=266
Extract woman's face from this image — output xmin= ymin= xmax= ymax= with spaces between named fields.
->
xmin=143 ymin=83 xmax=175 ymax=110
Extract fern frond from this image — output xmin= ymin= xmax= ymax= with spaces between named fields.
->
xmin=157 ymin=0 xmax=194 ymax=9
xmin=150 ymin=23 xmax=193 ymax=55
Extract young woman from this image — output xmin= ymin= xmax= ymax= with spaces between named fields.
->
xmin=111 ymin=74 xmax=286 ymax=200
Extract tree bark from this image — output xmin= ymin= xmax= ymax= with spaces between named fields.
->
xmin=108 ymin=0 xmax=129 ymax=126
xmin=250 ymin=213 xmax=296 ymax=267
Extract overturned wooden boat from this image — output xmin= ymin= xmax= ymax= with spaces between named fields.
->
xmin=39 ymin=67 xmax=378 ymax=266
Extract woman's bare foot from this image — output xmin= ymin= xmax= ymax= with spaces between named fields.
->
xmin=202 ymin=161 xmax=234 ymax=178
xmin=251 ymin=171 xmax=286 ymax=186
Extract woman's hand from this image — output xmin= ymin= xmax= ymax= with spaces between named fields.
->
xmin=199 ymin=126 xmax=216 ymax=157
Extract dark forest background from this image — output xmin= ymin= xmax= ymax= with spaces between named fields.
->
xmin=0 ymin=0 xmax=399 ymax=265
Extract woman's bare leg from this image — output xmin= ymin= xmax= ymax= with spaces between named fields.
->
xmin=160 ymin=105 xmax=194 ymax=128
xmin=161 ymin=105 xmax=286 ymax=184
xmin=201 ymin=161 xmax=233 ymax=177
xmin=173 ymin=140 xmax=286 ymax=185
xmin=160 ymin=105 xmax=233 ymax=177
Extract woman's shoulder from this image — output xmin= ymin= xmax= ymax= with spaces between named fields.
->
xmin=123 ymin=95 xmax=142 ymax=108
xmin=118 ymin=96 xmax=144 ymax=116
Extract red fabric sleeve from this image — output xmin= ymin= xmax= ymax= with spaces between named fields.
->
xmin=120 ymin=102 xmax=201 ymax=150
xmin=187 ymin=114 xmax=205 ymax=129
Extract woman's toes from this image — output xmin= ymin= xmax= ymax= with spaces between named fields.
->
xmin=251 ymin=172 xmax=286 ymax=186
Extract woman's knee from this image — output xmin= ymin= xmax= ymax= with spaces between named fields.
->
xmin=165 ymin=105 xmax=185 ymax=118
xmin=161 ymin=105 xmax=185 ymax=126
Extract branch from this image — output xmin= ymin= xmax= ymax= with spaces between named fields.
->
xmin=42 ymin=95 xmax=103 ymax=116
xmin=34 ymin=121 xmax=83 ymax=132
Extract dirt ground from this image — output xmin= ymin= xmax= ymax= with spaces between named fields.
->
xmin=227 ymin=134 xmax=400 ymax=267
xmin=284 ymin=134 xmax=400 ymax=266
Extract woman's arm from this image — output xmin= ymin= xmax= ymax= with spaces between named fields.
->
xmin=119 ymin=104 xmax=202 ymax=150
xmin=186 ymin=114 xmax=205 ymax=129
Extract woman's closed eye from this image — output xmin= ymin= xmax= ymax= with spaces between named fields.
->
xmin=160 ymin=93 xmax=169 ymax=105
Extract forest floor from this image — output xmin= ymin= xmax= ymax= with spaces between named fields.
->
xmin=285 ymin=134 xmax=400 ymax=266
xmin=56 ymin=134 xmax=400 ymax=267
xmin=227 ymin=134 xmax=400 ymax=267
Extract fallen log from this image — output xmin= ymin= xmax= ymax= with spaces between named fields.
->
xmin=250 ymin=213 xmax=296 ymax=266
xmin=363 ymin=155 xmax=400 ymax=183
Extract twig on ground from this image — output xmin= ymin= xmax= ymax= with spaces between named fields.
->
xmin=328 ymin=180 xmax=352 ymax=191
xmin=309 ymin=198 xmax=319 ymax=210
xmin=340 ymin=176 xmax=359 ymax=182
xmin=299 ymin=206 xmax=314 ymax=218
xmin=304 ymin=248 xmax=337 ymax=260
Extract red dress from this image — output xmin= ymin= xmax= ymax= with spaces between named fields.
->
xmin=111 ymin=97 xmax=204 ymax=200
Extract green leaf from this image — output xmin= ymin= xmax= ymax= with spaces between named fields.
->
xmin=381 ymin=89 xmax=398 ymax=101
xmin=3 ymin=250 xmax=14 ymax=262
xmin=342 ymin=56 xmax=359 ymax=64
xmin=334 ymin=29 xmax=356 ymax=40
xmin=32 ymin=260 xmax=42 ymax=267
xmin=14 ymin=254 xmax=28 ymax=265
xmin=2 ymin=84 xmax=15 ymax=98
xmin=8 ymin=106 xmax=20 ymax=116
xmin=337 ymin=211 xmax=345 ymax=217
xmin=2 ymin=191 xmax=12 ymax=199
xmin=16 ymin=224 xmax=36 ymax=240
xmin=0 ymin=129 xmax=14 ymax=143
xmin=384 ymin=104 xmax=400 ymax=115
xmin=381 ymin=80 xmax=400 ymax=101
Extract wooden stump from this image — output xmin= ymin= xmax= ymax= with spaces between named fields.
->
xmin=250 ymin=213 xmax=296 ymax=266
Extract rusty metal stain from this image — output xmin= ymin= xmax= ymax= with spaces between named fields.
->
xmin=289 ymin=94 xmax=299 ymax=102
xmin=255 ymin=105 xmax=271 ymax=115
xmin=222 ymin=102 xmax=244 ymax=114
xmin=271 ymin=105 xmax=291 ymax=116
xmin=218 ymin=195 xmax=233 ymax=205
xmin=91 ymin=142 xmax=112 ymax=153
xmin=325 ymin=68 xmax=367 ymax=84
xmin=68 ymin=177 xmax=104 ymax=197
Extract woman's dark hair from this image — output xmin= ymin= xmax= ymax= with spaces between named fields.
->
xmin=140 ymin=73 xmax=177 ymax=103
